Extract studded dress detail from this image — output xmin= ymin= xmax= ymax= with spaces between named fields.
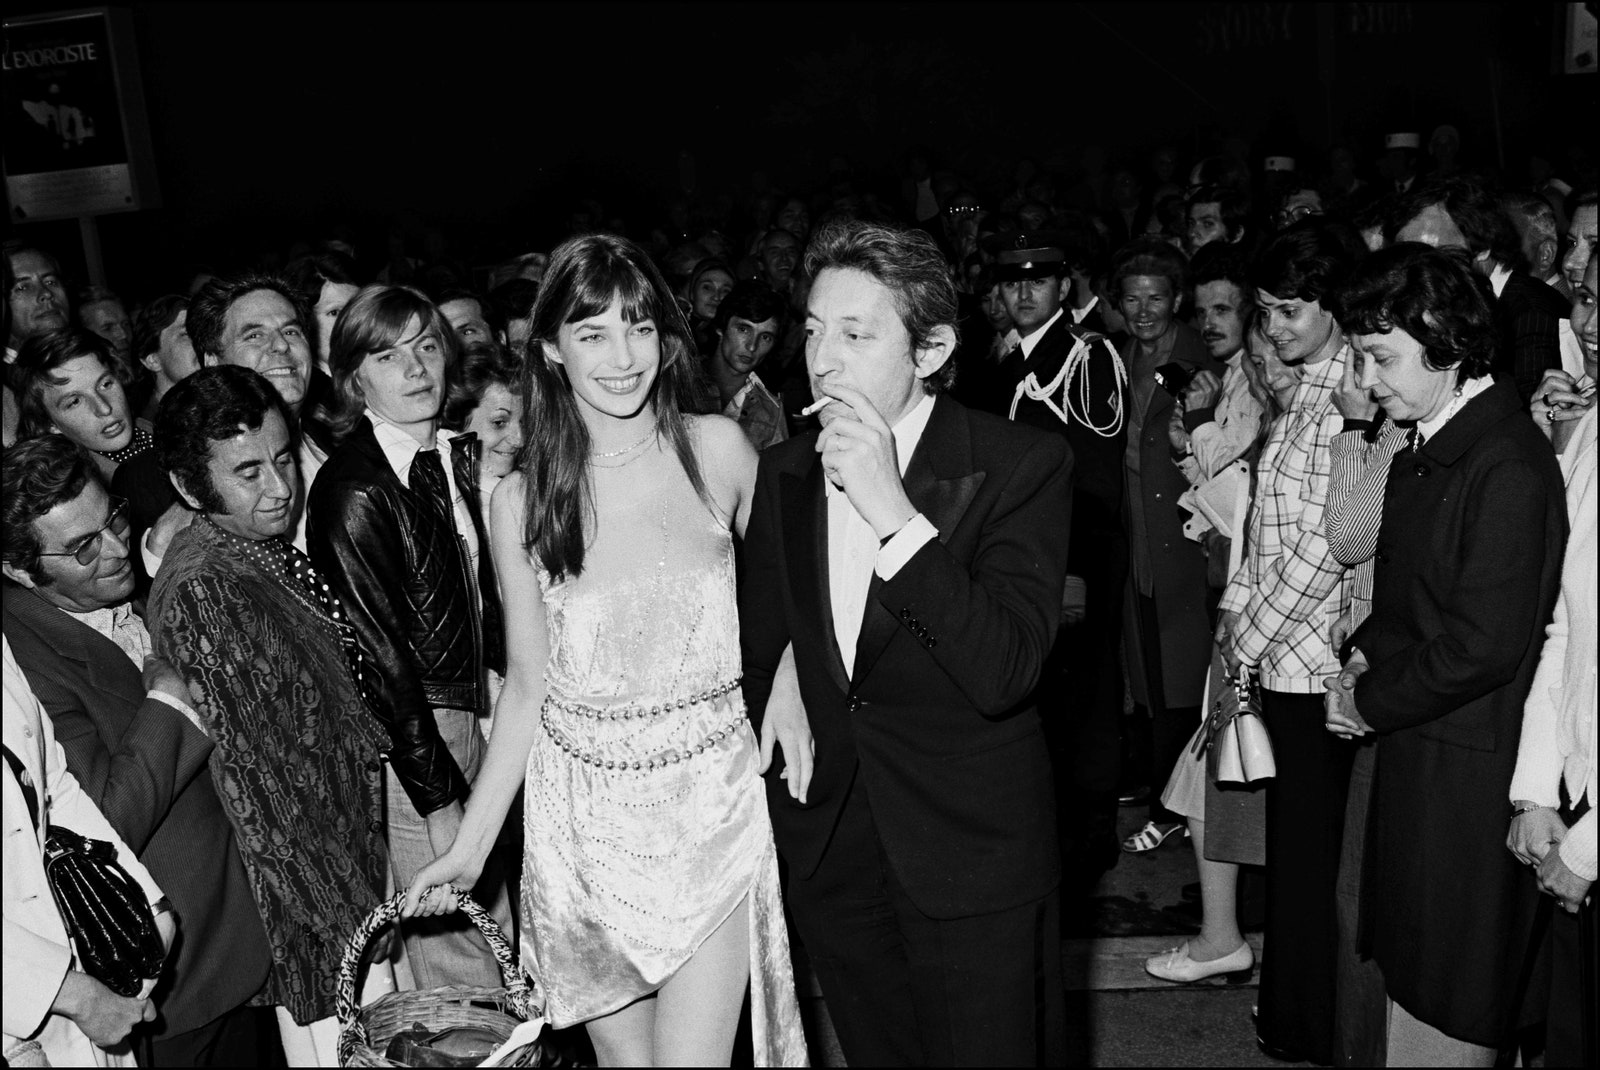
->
xmin=522 ymin=451 xmax=806 ymax=1065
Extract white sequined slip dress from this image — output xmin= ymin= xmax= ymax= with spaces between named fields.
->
xmin=522 ymin=447 xmax=806 ymax=1065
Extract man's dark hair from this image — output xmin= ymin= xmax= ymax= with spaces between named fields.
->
xmin=1389 ymin=176 xmax=1522 ymax=270
xmin=1109 ymin=237 xmax=1191 ymax=304
xmin=712 ymin=280 xmax=788 ymax=333
xmin=1329 ymin=242 xmax=1497 ymax=381
xmin=1 ymin=434 xmax=95 ymax=583
xmin=131 ymin=294 xmax=190 ymax=366
xmin=1190 ymin=241 xmax=1253 ymax=296
xmin=187 ymin=270 xmax=312 ymax=363
xmin=433 ymin=286 xmax=506 ymax=338
xmin=283 ymin=250 xmax=361 ymax=306
xmin=442 ymin=340 xmax=521 ymax=431
xmin=1250 ymin=219 xmax=1365 ymax=303
xmin=803 ymin=220 xmax=959 ymax=393
xmin=13 ymin=328 xmax=122 ymax=440
xmin=2 ymin=241 xmax=63 ymax=278
xmin=1187 ymin=184 xmax=1251 ymax=241
xmin=488 ymin=278 xmax=540 ymax=325
xmin=155 ymin=365 xmax=294 ymax=514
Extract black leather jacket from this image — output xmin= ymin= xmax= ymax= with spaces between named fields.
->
xmin=306 ymin=417 xmax=505 ymax=816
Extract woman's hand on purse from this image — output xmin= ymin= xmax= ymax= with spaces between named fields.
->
xmin=1215 ymin=611 xmax=1243 ymax=675
xmin=53 ymin=970 xmax=155 ymax=1048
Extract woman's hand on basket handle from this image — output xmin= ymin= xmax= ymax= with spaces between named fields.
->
xmin=402 ymin=852 xmax=475 ymax=918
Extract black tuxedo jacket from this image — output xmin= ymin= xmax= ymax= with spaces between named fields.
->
xmin=740 ymin=395 xmax=1071 ymax=919
xmin=1495 ymin=271 xmax=1569 ymax=406
xmin=1 ymin=585 xmax=272 ymax=1036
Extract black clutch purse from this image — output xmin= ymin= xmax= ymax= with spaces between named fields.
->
xmin=43 ymin=825 xmax=167 ymax=997
xmin=4 ymin=743 xmax=166 ymax=998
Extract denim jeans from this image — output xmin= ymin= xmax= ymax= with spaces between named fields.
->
xmin=384 ymin=707 xmax=515 ymax=990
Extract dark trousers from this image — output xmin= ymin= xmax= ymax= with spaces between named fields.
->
xmin=1047 ymin=522 xmax=1126 ymax=864
xmin=1333 ymin=736 xmax=1387 ymax=1068
xmin=1258 ymin=689 xmax=1355 ymax=1066
xmin=784 ymin=777 xmax=1066 ymax=1066
xmin=1132 ymin=592 xmax=1199 ymax=826
xmin=143 ymin=1005 xmax=283 ymax=1067
xmin=1546 ymin=798 xmax=1596 ymax=1069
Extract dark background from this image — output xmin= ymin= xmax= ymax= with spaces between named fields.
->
xmin=4 ymin=1 xmax=1595 ymax=296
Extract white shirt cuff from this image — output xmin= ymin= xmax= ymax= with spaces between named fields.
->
xmin=1557 ymin=809 xmax=1597 ymax=883
xmin=150 ymin=689 xmax=206 ymax=735
xmin=875 ymin=514 xmax=938 ymax=580
xmin=141 ymin=530 xmax=164 ymax=580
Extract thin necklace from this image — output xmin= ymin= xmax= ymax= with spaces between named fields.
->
xmin=591 ymin=424 xmax=658 ymax=460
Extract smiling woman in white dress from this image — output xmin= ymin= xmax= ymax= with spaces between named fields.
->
xmin=405 ymin=234 xmax=806 ymax=1068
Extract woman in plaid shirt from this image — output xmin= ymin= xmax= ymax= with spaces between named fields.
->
xmin=1216 ymin=222 xmax=1364 ymax=1065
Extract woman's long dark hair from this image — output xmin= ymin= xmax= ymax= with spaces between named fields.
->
xmin=520 ymin=234 xmax=708 ymax=580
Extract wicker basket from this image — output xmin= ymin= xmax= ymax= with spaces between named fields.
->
xmin=336 ymin=886 xmax=545 ymax=1067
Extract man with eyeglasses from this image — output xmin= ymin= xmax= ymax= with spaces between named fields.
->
xmin=1 ymin=434 xmax=278 ymax=1066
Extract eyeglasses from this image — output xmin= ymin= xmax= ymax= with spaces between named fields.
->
xmin=37 ymin=496 xmax=131 ymax=567
xmin=1275 ymin=204 xmax=1324 ymax=227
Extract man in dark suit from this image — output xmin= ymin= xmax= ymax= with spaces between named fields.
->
xmin=1 ymin=436 xmax=276 ymax=1065
xmin=993 ymin=231 xmax=1129 ymax=879
xmin=741 ymin=220 xmax=1072 ymax=1066
xmin=1392 ymin=176 xmax=1569 ymax=405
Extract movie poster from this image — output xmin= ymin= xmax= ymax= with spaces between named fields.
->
xmin=3 ymin=9 xmax=148 ymax=220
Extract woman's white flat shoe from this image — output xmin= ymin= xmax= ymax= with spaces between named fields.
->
xmin=1144 ymin=940 xmax=1254 ymax=984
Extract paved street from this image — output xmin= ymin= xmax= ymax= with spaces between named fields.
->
xmin=791 ymin=803 xmax=1304 ymax=1067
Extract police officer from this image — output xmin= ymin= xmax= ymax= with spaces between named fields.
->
xmin=993 ymin=231 xmax=1130 ymax=882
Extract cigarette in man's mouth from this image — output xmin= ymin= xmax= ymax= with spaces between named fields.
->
xmin=800 ymin=397 xmax=835 ymax=417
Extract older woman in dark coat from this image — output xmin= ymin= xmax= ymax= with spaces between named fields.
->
xmin=1325 ymin=244 xmax=1566 ymax=1064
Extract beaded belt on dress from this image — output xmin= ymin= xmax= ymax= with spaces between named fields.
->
xmin=541 ymin=677 xmax=746 ymax=772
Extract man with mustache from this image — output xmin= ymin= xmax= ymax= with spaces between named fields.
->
xmin=1167 ymin=242 xmax=1267 ymax=490
xmin=994 ymin=231 xmax=1129 ymax=878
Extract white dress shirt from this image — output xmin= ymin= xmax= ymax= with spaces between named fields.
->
xmin=1017 ymin=307 xmax=1066 ymax=361
xmin=827 ymin=393 xmax=938 ymax=676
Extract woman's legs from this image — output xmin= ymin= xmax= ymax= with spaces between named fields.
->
xmin=586 ymin=998 xmax=657 ymax=1068
xmin=655 ymin=896 xmax=750 ymax=1066
xmin=584 ymin=896 xmax=751 ymax=1067
xmin=1187 ymin=816 xmax=1247 ymax=960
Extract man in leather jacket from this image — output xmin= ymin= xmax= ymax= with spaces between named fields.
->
xmin=306 ymin=285 xmax=511 ymax=989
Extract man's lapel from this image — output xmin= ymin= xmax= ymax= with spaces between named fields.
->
xmin=781 ymin=458 xmax=850 ymax=693
xmin=850 ymin=396 xmax=985 ymax=685
xmin=6 ymin=587 xmax=136 ymax=706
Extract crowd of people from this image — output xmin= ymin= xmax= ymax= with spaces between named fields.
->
xmin=1 ymin=122 xmax=1595 ymax=1070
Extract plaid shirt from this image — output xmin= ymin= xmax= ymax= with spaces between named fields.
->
xmin=1220 ymin=348 xmax=1353 ymax=692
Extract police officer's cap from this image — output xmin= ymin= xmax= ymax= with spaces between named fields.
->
xmin=984 ymin=230 xmax=1072 ymax=282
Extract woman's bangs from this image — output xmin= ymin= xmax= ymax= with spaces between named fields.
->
xmin=563 ymin=252 xmax=661 ymax=327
